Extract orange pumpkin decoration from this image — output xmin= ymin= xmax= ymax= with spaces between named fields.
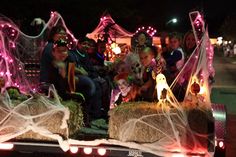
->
xmin=0 ymin=77 xmax=5 ymax=89
xmin=191 ymin=82 xmax=200 ymax=95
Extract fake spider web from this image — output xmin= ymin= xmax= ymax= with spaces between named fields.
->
xmin=0 ymin=11 xmax=215 ymax=156
xmin=0 ymin=12 xmax=77 ymax=151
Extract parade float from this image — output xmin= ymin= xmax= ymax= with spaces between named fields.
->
xmin=0 ymin=11 xmax=226 ymax=157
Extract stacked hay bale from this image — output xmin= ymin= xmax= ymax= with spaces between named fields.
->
xmin=0 ymin=95 xmax=83 ymax=141
xmin=109 ymin=101 xmax=214 ymax=150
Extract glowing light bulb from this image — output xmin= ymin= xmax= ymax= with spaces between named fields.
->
xmin=97 ymin=148 xmax=106 ymax=156
xmin=219 ymin=141 xmax=224 ymax=148
xmin=69 ymin=146 xmax=79 ymax=154
xmin=83 ymin=147 xmax=92 ymax=155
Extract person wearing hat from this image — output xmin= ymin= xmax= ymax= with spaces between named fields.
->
xmin=110 ymin=72 xmax=141 ymax=109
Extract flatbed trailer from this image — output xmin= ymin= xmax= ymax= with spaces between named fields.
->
xmin=0 ymin=104 xmax=226 ymax=157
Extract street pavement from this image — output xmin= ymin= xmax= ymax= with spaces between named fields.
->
xmin=211 ymin=49 xmax=236 ymax=157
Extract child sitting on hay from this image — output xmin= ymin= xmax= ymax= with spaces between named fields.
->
xmin=138 ymin=46 xmax=166 ymax=101
xmin=110 ymin=72 xmax=141 ymax=109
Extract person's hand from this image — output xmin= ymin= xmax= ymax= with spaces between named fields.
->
xmin=110 ymin=103 xmax=117 ymax=109
xmin=53 ymin=61 xmax=66 ymax=78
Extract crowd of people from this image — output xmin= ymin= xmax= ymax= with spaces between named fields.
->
xmin=39 ymin=25 xmax=197 ymax=124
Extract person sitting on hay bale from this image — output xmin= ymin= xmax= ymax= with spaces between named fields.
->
xmin=110 ymin=72 xmax=141 ymax=109
xmin=139 ymin=46 xmax=166 ymax=101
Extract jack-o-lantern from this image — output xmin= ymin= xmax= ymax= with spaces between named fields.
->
xmin=191 ymin=82 xmax=200 ymax=95
xmin=0 ymin=77 xmax=5 ymax=89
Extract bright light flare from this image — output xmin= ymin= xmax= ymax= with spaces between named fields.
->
xmin=172 ymin=18 xmax=178 ymax=23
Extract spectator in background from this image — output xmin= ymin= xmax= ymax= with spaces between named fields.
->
xmin=163 ymin=32 xmax=184 ymax=82
xmin=183 ymin=30 xmax=196 ymax=61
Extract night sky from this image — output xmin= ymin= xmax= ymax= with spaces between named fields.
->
xmin=0 ymin=0 xmax=235 ymax=38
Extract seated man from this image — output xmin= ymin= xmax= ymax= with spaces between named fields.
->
xmin=40 ymin=39 xmax=102 ymax=122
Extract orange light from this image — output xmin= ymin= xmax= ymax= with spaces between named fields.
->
xmin=97 ymin=148 xmax=106 ymax=156
xmin=69 ymin=146 xmax=79 ymax=154
xmin=0 ymin=143 xmax=14 ymax=150
xmin=219 ymin=141 xmax=224 ymax=149
xmin=83 ymin=147 xmax=92 ymax=155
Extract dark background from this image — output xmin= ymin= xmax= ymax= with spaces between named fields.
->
xmin=0 ymin=0 xmax=235 ymax=38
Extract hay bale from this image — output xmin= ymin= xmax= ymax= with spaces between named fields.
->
xmin=108 ymin=101 xmax=214 ymax=150
xmin=62 ymin=100 xmax=84 ymax=137
xmin=0 ymin=96 xmax=83 ymax=141
xmin=15 ymin=97 xmax=68 ymax=141
xmin=109 ymin=102 xmax=184 ymax=143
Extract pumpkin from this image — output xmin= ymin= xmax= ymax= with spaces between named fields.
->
xmin=191 ymin=82 xmax=200 ymax=95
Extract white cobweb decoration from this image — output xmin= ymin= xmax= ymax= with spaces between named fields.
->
xmin=0 ymin=86 xmax=70 ymax=151
xmin=93 ymin=11 xmax=214 ymax=156
xmin=0 ymin=11 xmax=77 ymax=92
xmin=0 ymin=11 xmax=215 ymax=156
xmin=0 ymin=12 xmax=76 ymax=151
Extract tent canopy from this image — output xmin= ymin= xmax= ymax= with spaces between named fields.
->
xmin=86 ymin=13 xmax=134 ymax=41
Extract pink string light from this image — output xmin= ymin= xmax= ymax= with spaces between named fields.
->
xmin=135 ymin=26 xmax=157 ymax=37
